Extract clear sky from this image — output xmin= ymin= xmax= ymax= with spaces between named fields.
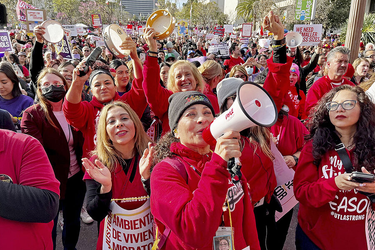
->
xmin=176 ymin=0 xmax=188 ymax=9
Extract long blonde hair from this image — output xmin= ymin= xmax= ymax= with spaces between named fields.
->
xmin=93 ymin=101 xmax=151 ymax=171
xmin=36 ymin=68 xmax=68 ymax=130
xmin=167 ymin=60 xmax=205 ymax=93
xmin=248 ymin=127 xmax=274 ymax=161
xmin=198 ymin=60 xmax=223 ymax=87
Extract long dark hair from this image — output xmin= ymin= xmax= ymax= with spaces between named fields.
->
xmin=0 ymin=62 xmax=22 ymax=98
xmin=306 ymin=85 xmax=375 ymax=170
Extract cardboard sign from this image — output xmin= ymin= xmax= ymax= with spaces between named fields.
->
xmin=242 ymin=23 xmax=252 ymax=38
xmin=63 ymin=25 xmax=78 ymax=37
xmin=16 ymin=0 xmax=37 ymax=22
xmin=224 ymin=24 xmax=233 ymax=33
xmin=25 ymin=9 xmax=46 ymax=22
xmin=0 ymin=31 xmax=13 ymax=53
xmin=91 ymin=14 xmax=102 ymax=28
xmin=55 ymin=35 xmax=72 ymax=60
xmin=293 ymin=24 xmax=322 ymax=46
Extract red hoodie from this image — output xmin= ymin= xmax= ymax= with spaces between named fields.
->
xmin=150 ymin=142 xmax=260 ymax=250
xmin=294 ymin=141 xmax=373 ymax=250
xmin=63 ymin=77 xmax=146 ymax=158
xmin=305 ymin=76 xmax=355 ymax=117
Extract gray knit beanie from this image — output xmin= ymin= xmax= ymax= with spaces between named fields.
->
xmin=216 ymin=77 xmax=243 ymax=110
xmin=168 ymin=91 xmax=214 ymax=132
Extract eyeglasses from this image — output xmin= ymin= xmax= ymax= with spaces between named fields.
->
xmin=365 ymin=55 xmax=375 ymax=59
xmin=326 ymin=100 xmax=357 ymax=111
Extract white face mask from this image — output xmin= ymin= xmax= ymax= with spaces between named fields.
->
xmin=246 ymin=67 xmax=253 ymax=75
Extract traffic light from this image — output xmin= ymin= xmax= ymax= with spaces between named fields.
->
xmin=0 ymin=3 xmax=7 ymax=25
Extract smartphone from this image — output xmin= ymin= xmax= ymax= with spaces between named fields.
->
xmin=350 ymin=172 xmax=375 ymax=183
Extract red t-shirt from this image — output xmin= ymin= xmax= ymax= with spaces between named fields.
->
xmin=223 ymin=56 xmax=245 ymax=74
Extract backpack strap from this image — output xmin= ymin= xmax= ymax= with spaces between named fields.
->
xmin=154 ymin=156 xmax=187 ymax=249
xmin=163 ymin=156 xmax=188 ymax=183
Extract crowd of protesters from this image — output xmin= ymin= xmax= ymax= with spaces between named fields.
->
xmin=2 ymin=8 xmax=375 ymax=250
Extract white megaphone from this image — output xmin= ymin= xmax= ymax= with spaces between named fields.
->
xmin=203 ymin=81 xmax=277 ymax=182
xmin=203 ymin=81 xmax=277 ymax=146
xmin=285 ymin=31 xmax=303 ymax=48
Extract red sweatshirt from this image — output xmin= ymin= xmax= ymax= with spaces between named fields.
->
xmin=223 ymin=56 xmax=245 ymax=74
xmin=150 ymin=142 xmax=260 ymax=250
xmin=203 ymin=84 xmax=220 ymax=115
xmin=305 ymin=76 xmax=355 ymax=117
xmin=142 ymin=56 xmax=173 ymax=137
xmin=270 ymin=115 xmax=308 ymax=157
xmin=63 ymin=77 xmax=146 ymax=158
xmin=240 ymin=136 xmax=276 ymax=204
xmin=294 ymin=141 xmax=372 ymax=250
xmin=284 ymin=87 xmax=307 ymax=120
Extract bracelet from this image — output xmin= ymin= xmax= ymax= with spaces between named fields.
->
xmin=147 ymin=51 xmax=158 ymax=58
xmin=148 ymin=50 xmax=158 ymax=55
xmin=271 ymin=37 xmax=286 ymax=46
xmin=292 ymin=155 xmax=299 ymax=166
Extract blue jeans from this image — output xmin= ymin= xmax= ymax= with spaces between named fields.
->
xmin=295 ymin=224 xmax=321 ymax=250
xmin=52 ymin=171 xmax=86 ymax=250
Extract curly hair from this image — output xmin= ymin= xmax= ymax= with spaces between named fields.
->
xmin=152 ymin=132 xmax=179 ymax=167
xmin=306 ymin=85 xmax=375 ymax=170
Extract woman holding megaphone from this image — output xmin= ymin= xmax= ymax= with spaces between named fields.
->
xmin=150 ymin=91 xmax=260 ymax=250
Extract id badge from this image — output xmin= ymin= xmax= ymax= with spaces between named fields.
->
xmin=213 ymin=234 xmax=233 ymax=250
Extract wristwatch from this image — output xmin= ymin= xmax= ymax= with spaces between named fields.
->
xmin=292 ymin=155 xmax=299 ymax=166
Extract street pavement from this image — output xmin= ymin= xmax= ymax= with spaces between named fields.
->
xmin=56 ymin=205 xmax=299 ymax=250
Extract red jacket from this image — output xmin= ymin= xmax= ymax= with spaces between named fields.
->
xmin=63 ymin=77 xmax=146 ymax=158
xmin=262 ymin=56 xmax=294 ymax=113
xmin=142 ymin=56 xmax=173 ymax=137
xmin=294 ymin=141 xmax=372 ymax=250
xmin=240 ymin=136 xmax=276 ymax=204
xmin=284 ymin=87 xmax=307 ymax=120
xmin=305 ymin=76 xmax=355 ymax=117
xmin=223 ymin=56 xmax=245 ymax=74
xmin=150 ymin=142 xmax=260 ymax=250
xmin=0 ymin=130 xmax=60 ymax=250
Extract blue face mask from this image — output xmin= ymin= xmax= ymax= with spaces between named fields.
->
xmin=72 ymin=54 xmax=80 ymax=60
xmin=246 ymin=67 xmax=253 ymax=75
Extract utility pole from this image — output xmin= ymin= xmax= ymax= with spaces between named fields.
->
xmin=345 ymin=0 xmax=366 ymax=63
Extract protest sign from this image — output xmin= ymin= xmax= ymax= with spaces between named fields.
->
xmin=218 ymin=43 xmax=229 ymax=56
xmin=102 ymin=200 xmax=153 ymax=250
xmin=91 ymin=14 xmax=102 ymax=28
xmin=224 ymin=24 xmax=233 ymax=33
xmin=96 ymin=40 xmax=105 ymax=47
xmin=241 ymin=23 xmax=252 ymax=37
xmin=293 ymin=24 xmax=322 ymax=46
xmin=230 ymin=34 xmax=237 ymax=39
xmin=76 ymin=26 xmax=85 ymax=35
xmin=259 ymin=39 xmax=270 ymax=48
xmin=25 ymin=9 xmax=46 ymax=22
xmin=0 ymin=31 xmax=13 ymax=53
xmin=271 ymin=143 xmax=299 ymax=221
xmin=16 ymin=0 xmax=36 ymax=22
xmin=206 ymin=33 xmax=214 ymax=40
xmin=295 ymin=0 xmax=313 ymax=21
xmin=55 ymin=35 xmax=72 ymax=60
xmin=177 ymin=20 xmax=188 ymax=36
xmin=188 ymin=56 xmax=206 ymax=65
xmin=213 ymin=27 xmax=224 ymax=36
xmin=63 ymin=25 xmax=78 ymax=37
xmin=26 ymin=22 xmax=38 ymax=33
xmin=240 ymin=38 xmax=249 ymax=44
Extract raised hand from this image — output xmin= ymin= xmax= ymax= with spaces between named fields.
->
xmin=82 ymin=158 xmax=112 ymax=194
xmin=143 ymin=27 xmax=158 ymax=52
xmin=263 ymin=11 xmax=284 ymax=41
xmin=33 ymin=25 xmax=45 ymax=44
xmin=139 ymin=142 xmax=155 ymax=180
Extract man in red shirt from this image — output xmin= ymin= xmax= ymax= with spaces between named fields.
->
xmin=305 ymin=46 xmax=355 ymax=116
xmin=223 ymin=43 xmax=245 ymax=74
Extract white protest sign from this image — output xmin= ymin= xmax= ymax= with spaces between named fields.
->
xmin=102 ymin=200 xmax=153 ymax=250
xmin=218 ymin=43 xmax=229 ymax=56
xmin=208 ymin=45 xmax=218 ymax=54
xmin=76 ymin=26 xmax=85 ymax=35
xmin=270 ymin=142 xmax=299 ymax=221
xmin=139 ymin=28 xmax=144 ymax=35
xmin=259 ymin=39 xmax=270 ymax=48
xmin=96 ymin=40 xmax=105 ymax=47
xmin=230 ymin=34 xmax=237 ymax=39
xmin=224 ymin=24 xmax=233 ymax=33
xmin=63 ymin=25 xmax=77 ymax=37
xmin=206 ymin=33 xmax=214 ymax=40
xmin=293 ymin=24 xmax=322 ymax=46
xmin=242 ymin=23 xmax=252 ymax=37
